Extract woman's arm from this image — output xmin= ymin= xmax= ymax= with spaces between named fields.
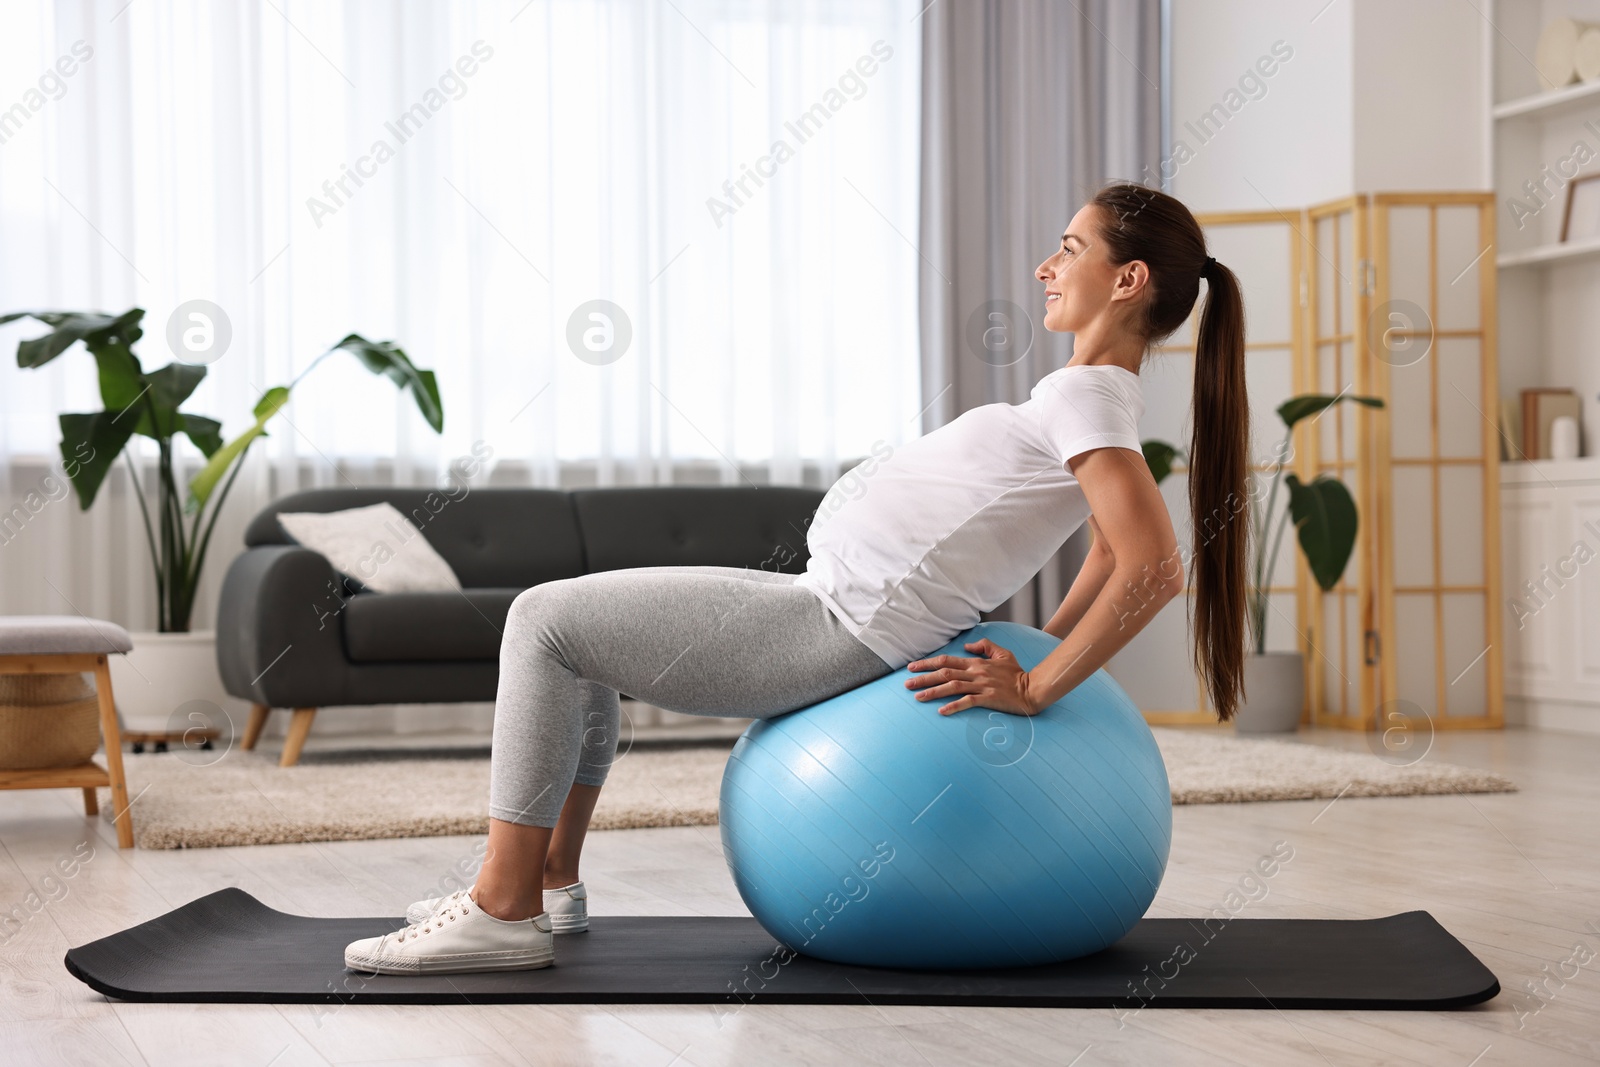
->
xmin=1042 ymin=515 xmax=1114 ymax=639
xmin=1025 ymin=446 xmax=1184 ymax=711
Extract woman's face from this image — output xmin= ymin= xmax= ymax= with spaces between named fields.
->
xmin=1035 ymin=203 xmax=1147 ymax=334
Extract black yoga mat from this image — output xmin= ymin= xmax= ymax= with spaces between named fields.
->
xmin=64 ymin=888 xmax=1499 ymax=1009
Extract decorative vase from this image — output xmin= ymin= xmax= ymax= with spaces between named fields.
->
xmin=1550 ymin=415 xmax=1580 ymax=461
xmin=1234 ymin=651 xmax=1306 ymax=734
xmin=106 ymin=630 xmax=250 ymax=738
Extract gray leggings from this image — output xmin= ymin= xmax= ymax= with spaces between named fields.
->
xmin=487 ymin=565 xmax=895 ymax=828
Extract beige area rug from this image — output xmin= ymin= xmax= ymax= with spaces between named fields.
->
xmin=96 ymin=729 xmax=1517 ymax=850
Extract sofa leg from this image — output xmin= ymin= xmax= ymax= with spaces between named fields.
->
xmin=82 ymin=787 xmax=98 ymax=816
xmin=280 ymin=707 xmax=317 ymax=767
xmin=242 ymin=703 xmax=271 ymax=751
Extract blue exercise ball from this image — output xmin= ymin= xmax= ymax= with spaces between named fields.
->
xmin=718 ymin=620 xmax=1171 ymax=970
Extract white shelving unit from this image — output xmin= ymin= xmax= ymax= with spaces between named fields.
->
xmin=1488 ymin=4 xmax=1600 ymax=732
xmin=1492 ymin=74 xmax=1600 ymax=122
xmin=1487 ymin=1 xmax=1600 ymax=465
xmin=1496 ymin=233 xmax=1600 ymax=269
xmin=1490 ymin=3 xmax=1600 ymax=272
xmin=1501 ymin=455 xmax=1600 ymax=733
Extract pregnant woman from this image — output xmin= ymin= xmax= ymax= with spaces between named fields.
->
xmin=344 ymin=180 xmax=1250 ymax=976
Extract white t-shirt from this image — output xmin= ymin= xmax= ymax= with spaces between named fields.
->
xmin=794 ymin=363 xmax=1145 ymax=669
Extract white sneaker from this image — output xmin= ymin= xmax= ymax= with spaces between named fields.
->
xmin=344 ymin=892 xmax=554 ymax=975
xmin=407 ymin=880 xmax=588 ymax=933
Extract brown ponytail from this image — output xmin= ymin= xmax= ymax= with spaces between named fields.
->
xmin=1088 ymin=182 xmax=1251 ymax=722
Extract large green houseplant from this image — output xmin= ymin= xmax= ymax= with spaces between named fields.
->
xmin=1250 ymin=392 xmax=1385 ymax=653
xmin=1143 ymin=392 xmax=1385 ymax=641
xmin=1236 ymin=392 xmax=1384 ymax=732
xmin=2 ymin=307 xmax=444 ymax=632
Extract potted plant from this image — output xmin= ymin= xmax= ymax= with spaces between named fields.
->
xmin=1239 ymin=393 xmax=1384 ymax=732
xmin=2 ymin=307 xmax=444 ymax=733
xmin=1142 ymin=439 xmax=1180 ymax=484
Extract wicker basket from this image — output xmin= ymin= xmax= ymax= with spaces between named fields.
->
xmin=0 ymin=672 xmax=103 ymax=770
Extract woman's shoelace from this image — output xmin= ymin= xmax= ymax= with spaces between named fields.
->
xmin=396 ymin=892 xmax=471 ymax=942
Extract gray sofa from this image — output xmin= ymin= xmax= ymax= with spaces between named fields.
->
xmin=215 ymin=485 xmax=825 ymax=765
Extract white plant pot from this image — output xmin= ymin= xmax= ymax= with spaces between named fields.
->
xmin=106 ymin=630 xmax=252 ymax=738
xmin=1234 ymin=651 xmax=1306 ymax=735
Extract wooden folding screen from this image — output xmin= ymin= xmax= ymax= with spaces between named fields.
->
xmin=1337 ymin=192 xmax=1504 ymax=729
xmin=1124 ymin=193 xmax=1502 ymax=731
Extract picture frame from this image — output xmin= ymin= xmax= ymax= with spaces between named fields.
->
xmin=1559 ymin=172 xmax=1600 ymax=242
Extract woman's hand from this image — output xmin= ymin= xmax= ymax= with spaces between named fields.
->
xmin=904 ymin=639 xmax=1040 ymax=716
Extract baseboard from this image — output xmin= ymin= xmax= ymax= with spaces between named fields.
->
xmin=1505 ymin=696 xmax=1600 ymax=735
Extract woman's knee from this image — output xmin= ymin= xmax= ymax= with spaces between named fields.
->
xmin=509 ymin=578 xmax=583 ymax=627
xmin=504 ymin=579 xmax=587 ymax=664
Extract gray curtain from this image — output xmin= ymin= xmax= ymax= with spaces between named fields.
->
xmin=917 ymin=0 xmax=1163 ymax=630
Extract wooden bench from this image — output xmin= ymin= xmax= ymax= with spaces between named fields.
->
xmin=0 ymin=616 xmax=136 ymax=848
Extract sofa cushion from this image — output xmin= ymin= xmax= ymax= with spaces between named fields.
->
xmin=278 ymin=503 xmax=463 ymax=593
xmin=245 ymin=488 xmax=587 ymax=589
xmin=569 ymin=486 xmax=822 ymax=573
xmin=342 ymin=588 xmax=525 ymax=663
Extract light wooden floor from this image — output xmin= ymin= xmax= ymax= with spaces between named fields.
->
xmin=2 ymin=725 xmax=1597 ymax=1067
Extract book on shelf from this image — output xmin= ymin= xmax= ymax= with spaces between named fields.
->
xmin=1498 ymin=396 xmax=1520 ymax=461
xmin=1518 ymin=388 xmax=1580 ymax=460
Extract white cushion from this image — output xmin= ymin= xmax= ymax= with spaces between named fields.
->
xmin=276 ymin=503 xmax=462 ymax=594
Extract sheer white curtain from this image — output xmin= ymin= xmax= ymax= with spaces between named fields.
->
xmin=0 ymin=0 xmax=923 ymax=631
